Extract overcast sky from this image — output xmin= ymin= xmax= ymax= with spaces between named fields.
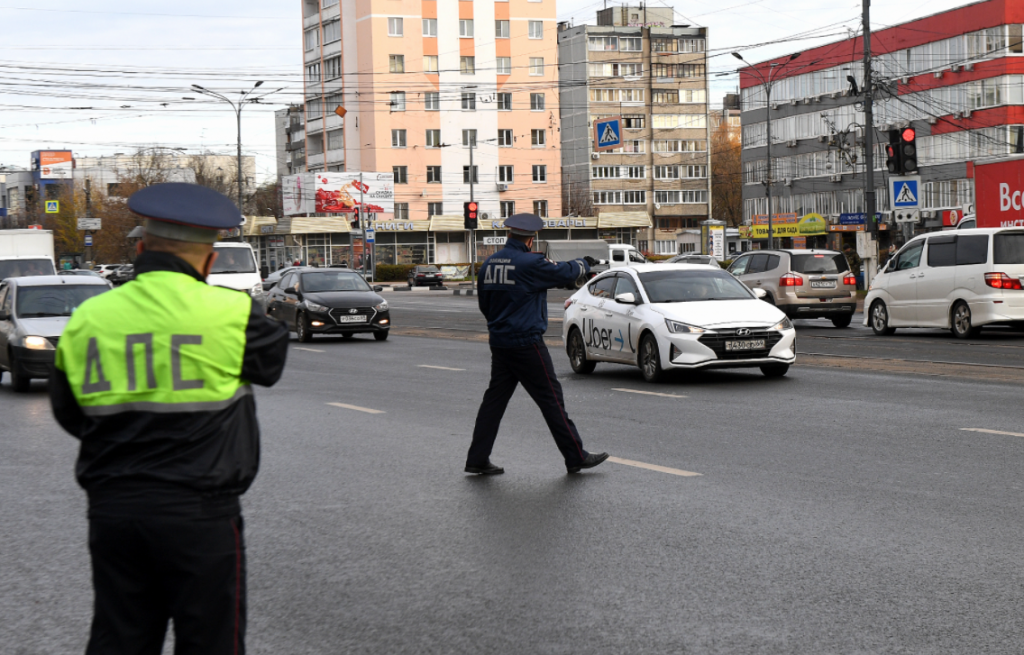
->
xmin=0 ymin=0 xmax=969 ymax=183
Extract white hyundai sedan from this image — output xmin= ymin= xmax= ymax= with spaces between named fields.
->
xmin=562 ymin=264 xmax=796 ymax=382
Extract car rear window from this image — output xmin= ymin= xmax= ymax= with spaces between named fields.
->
xmin=212 ymin=248 xmax=257 ymax=274
xmin=789 ymin=253 xmax=849 ymax=274
xmin=957 ymin=235 xmax=988 ymax=265
xmin=994 ymin=233 xmax=1024 ymax=264
xmin=927 ymin=235 xmax=956 ymax=268
xmin=0 ymin=259 xmax=56 ymax=279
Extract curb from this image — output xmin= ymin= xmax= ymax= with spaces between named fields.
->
xmin=453 ymin=289 xmax=475 ymax=296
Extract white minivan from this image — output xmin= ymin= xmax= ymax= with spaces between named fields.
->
xmin=208 ymin=242 xmax=266 ymax=311
xmin=864 ymin=227 xmax=1024 ymax=338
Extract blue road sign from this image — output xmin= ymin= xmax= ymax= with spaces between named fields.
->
xmin=890 ymin=175 xmax=921 ymax=209
xmin=45 ymin=200 xmax=59 ymax=213
xmin=365 ymin=229 xmax=375 ymax=244
xmin=84 ymin=234 xmax=93 ymax=247
xmin=593 ymin=117 xmax=622 ymax=151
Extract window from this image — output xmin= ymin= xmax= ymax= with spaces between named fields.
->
xmin=685 ymin=165 xmax=708 ymax=178
xmin=497 ymin=93 xmax=512 ymax=110
xmin=323 ymin=20 xmax=340 ymax=44
xmin=308 ymin=137 xmax=324 ymax=156
xmin=463 ymin=166 xmax=479 ymax=183
xmin=589 ymin=88 xmax=644 ymax=103
xmin=655 ymin=165 xmax=679 ymax=180
xmin=531 ymin=129 xmax=545 ymax=146
xmin=621 ymin=139 xmax=645 ymax=154
xmin=306 ymin=97 xmax=323 ymax=120
xmin=652 ymin=38 xmax=677 ymax=53
xmin=592 ymin=166 xmax=620 ymax=179
xmin=390 ymin=92 xmax=406 ymax=111
xmin=426 ymin=129 xmax=441 ymax=147
xmin=391 ymin=129 xmax=407 ymax=147
xmin=500 ymin=201 xmax=515 ymax=217
xmin=529 ymin=58 xmax=544 ymax=76
xmin=389 ymin=55 xmax=405 ymax=73
xmin=422 ymin=18 xmax=437 ymax=37
xmin=459 ymin=19 xmax=474 ymax=38
xmin=327 ymin=129 xmax=344 ymax=150
xmin=427 ymin=166 xmax=442 ymax=183
xmin=623 ymin=190 xmax=646 ymax=204
xmin=461 ymin=93 xmax=476 ymax=110
xmin=593 ymin=191 xmax=622 ymax=204
xmin=388 ymin=17 xmax=403 ymax=36
xmin=532 ymin=165 xmax=547 ymax=182
xmin=681 ymin=190 xmax=708 ymax=203
xmin=393 ymin=166 xmax=408 ymax=183
xmin=530 ymin=93 xmax=545 ymax=110
xmin=654 ymin=139 xmax=706 ymax=152
xmin=927 ymin=236 xmax=957 ymax=267
xmin=589 ymin=63 xmax=643 ymax=77
xmin=462 ymin=129 xmax=477 ymax=146
xmin=533 ymin=200 xmax=548 ymax=217
xmin=306 ymin=63 xmax=321 ymax=83
xmin=325 ymin=92 xmax=343 ymax=115
xmin=324 ymin=57 xmax=341 ymax=80
xmin=498 ymin=166 xmax=514 ymax=183
xmin=624 ymin=165 xmax=645 ymax=179
xmin=496 ymin=57 xmax=511 ymax=75
xmin=323 ymin=0 xmax=338 ymax=7
xmin=461 ymin=56 xmax=475 ymax=74
xmin=680 ymin=38 xmax=705 ymax=52
xmin=495 ymin=20 xmax=509 ymax=38
xmin=653 ymin=89 xmax=679 ymax=104
xmin=589 ymin=275 xmax=617 ymax=298
xmin=423 ymin=56 xmax=438 ymax=73
xmin=589 ymin=36 xmax=618 ymax=51
xmin=652 ymin=114 xmax=706 ymax=129
xmin=655 ymin=191 xmax=680 ymax=204
xmin=424 ymin=92 xmax=439 ymax=110
xmin=622 ymin=114 xmax=645 ymax=129
xmin=304 ymin=28 xmax=319 ymax=51
xmin=957 ymin=234 xmax=988 ymax=265
xmin=428 ymin=202 xmax=444 ymax=217
xmin=394 ymin=203 xmax=409 ymax=220
xmin=620 ymin=37 xmax=642 ymax=51
xmin=680 ymin=89 xmax=706 ymax=103
xmin=498 ymin=129 xmax=513 ymax=146
xmin=529 ymin=21 xmax=543 ymax=39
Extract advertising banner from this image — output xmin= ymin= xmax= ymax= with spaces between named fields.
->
xmin=972 ymin=158 xmax=1024 ymax=227
xmin=700 ymin=223 xmax=725 ymax=260
xmin=282 ymin=172 xmax=395 ymax=216
xmin=39 ymin=151 xmax=73 ymax=179
xmin=740 ymin=213 xmax=826 ymax=239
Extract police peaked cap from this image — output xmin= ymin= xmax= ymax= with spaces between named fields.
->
xmin=128 ymin=183 xmax=243 ymax=244
xmin=504 ymin=213 xmax=545 ymax=236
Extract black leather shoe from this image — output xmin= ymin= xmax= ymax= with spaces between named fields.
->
xmin=465 ymin=460 xmax=504 ymax=475
xmin=567 ymin=452 xmax=609 ymax=474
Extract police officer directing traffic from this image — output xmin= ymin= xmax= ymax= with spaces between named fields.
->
xmin=49 ymin=183 xmax=289 ymax=654
xmin=466 ymin=213 xmax=609 ymax=475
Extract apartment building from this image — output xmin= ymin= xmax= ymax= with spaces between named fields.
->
xmin=739 ymin=0 xmax=1024 ymax=251
xmin=558 ymin=7 xmax=711 ymax=255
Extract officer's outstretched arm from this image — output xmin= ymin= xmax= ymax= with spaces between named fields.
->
xmin=242 ymin=301 xmax=290 ymax=386
xmin=529 ymin=256 xmax=590 ymax=290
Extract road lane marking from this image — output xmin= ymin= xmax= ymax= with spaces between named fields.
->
xmin=607 ymin=457 xmax=701 ymax=477
xmin=326 ymin=402 xmax=386 ymax=415
xmin=961 ymin=427 xmax=1024 ymax=438
xmin=418 ymin=365 xmax=466 ymax=371
xmin=294 ymin=347 xmax=326 ymax=353
xmin=612 ymin=388 xmax=687 ymax=399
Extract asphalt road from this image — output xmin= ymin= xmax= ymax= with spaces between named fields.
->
xmin=3 ymin=325 xmax=1024 ymax=653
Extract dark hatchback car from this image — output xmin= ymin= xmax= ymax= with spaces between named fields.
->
xmin=267 ymin=269 xmax=391 ymax=342
xmin=408 ymin=265 xmax=443 ymax=287
xmin=0 ymin=275 xmax=112 ymax=391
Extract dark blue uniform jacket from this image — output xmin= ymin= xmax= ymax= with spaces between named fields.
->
xmin=478 ymin=239 xmax=589 ymax=348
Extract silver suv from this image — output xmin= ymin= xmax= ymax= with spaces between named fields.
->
xmin=727 ymin=249 xmax=857 ymax=327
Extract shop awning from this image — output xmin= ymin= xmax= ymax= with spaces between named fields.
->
xmin=597 ymin=212 xmax=652 ymax=228
xmin=275 ymin=216 xmax=351 ymax=234
xmin=242 ymin=215 xmax=278 ymax=236
xmin=428 ymin=215 xmax=467 ymax=231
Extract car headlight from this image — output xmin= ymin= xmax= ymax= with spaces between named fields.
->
xmin=22 ymin=336 xmax=55 ymax=351
xmin=771 ymin=317 xmax=794 ymax=331
xmin=304 ymin=301 xmax=330 ymax=313
xmin=665 ymin=319 xmax=706 ymax=334
xmin=375 ymin=299 xmax=389 ymax=311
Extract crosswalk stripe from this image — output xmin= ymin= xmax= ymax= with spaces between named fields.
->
xmin=607 ymin=457 xmax=701 ymax=477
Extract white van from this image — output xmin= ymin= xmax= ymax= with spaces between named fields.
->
xmin=864 ymin=227 xmax=1024 ymax=338
xmin=208 ymin=242 xmax=266 ymax=311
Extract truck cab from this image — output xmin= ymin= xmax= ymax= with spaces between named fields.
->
xmin=607 ymin=244 xmax=647 ymax=268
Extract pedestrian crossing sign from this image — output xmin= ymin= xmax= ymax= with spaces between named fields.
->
xmin=45 ymin=200 xmax=59 ymax=213
xmin=889 ymin=175 xmax=921 ymax=209
xmin=593 ymin=116 xmax=623 ymax=152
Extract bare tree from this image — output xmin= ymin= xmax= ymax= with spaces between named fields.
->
xmin=710 ymin=121 xmax=743 ymax=227
xmin=562 ymin=170 xmax=594 ymax=217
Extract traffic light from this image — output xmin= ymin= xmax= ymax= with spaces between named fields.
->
xmin=463 ymin=201 xmax=479 ymax=230
xmin=900 ymin=127 xmax=917 ymax=173
xmin=886 ymin=129 xmax=900 ymax=174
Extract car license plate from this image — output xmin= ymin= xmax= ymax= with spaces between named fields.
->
xmin=337 ymin=315 xmax=368 ymax=323
xmin=810 ymin=280 xmax=836 ymax=288
xmin=725 ymin=339 xmax=766 ymax=351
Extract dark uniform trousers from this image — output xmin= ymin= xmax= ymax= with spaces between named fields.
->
xmin=86 ymin=514 xmax=246 ymax=655
xmin=468 ymin=342 xmax=588 ymax=468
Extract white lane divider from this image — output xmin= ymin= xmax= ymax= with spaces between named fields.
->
xmin=607 ymin=456 xmax=701 ymax=477
xmin=294 ymin=347 xmax=326 ymax=353
xmin=961 ymin=427 xmax=1024 ymax=438
xmin=327 ymin=402 xmax=386 ymax=415
xmin=418 ymin=365 xmax=467 ymax=371
xmin=612 ymin=388 xmax=687 ymax=399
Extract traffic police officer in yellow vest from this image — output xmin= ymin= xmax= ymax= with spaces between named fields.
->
xmin=49 ymin=183 xmax=289 ymax=655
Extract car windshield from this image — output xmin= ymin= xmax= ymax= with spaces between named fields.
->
xmin=639 ymin=269 xmax=753 ymax=303
xmin=301 ymin=271 xmax=372 ymax=292
xmin=16 ymin=285 xmax=108 ymax=318
xmin=790 ymin=253 xmax=849 ymax=274
xmin=0 ymin=259 xmax=56 ymax=279
xmin=211 ymin=248 xmax=257 ymax=274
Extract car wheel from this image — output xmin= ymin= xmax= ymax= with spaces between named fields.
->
xmin=870 ymin=301 xmax=896 ymax=336
xmin=831 ymin=314 xmax=852 ymax=328
xmin=638 ymin=333 xmax=665 ymax=383
xmin=567 ymin=328 xmax=596 ymax=374
xmin=296 ymin=312 xmax=313 ymax=343
xmin=374 ymin=331 xmax=389 ymax=341
xmin=950 ymin=301 xmax=980 ymax=339
xmin=8 ymin=352 xmax=30 ymax=392
xmin=760 ymin=364 xmax=789 ymax=378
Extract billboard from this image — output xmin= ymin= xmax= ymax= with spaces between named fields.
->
xmin=972 ymin=157 xmax=1024 ymax=227
xmin=283 ymin=172 xmax=395 ymax=216
xmin=739 ymin=213 xmax=827 ymax=239
xmin=38 ymin=151 xmax=73 ymax=180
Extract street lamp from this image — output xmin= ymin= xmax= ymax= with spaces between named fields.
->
xmin=733 ymin=51 xmax=800 ymax=249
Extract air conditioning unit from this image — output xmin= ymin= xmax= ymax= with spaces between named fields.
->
xmin=786 ymin=140 xmax=797 ymax=147
xmin=480 ymin=212 xmax=491 ymax=220
xmin=496 ymin=184 xmax=508 ymax=191
xmin=830 ymin=174 xmax=842 ymax=182
xmin=951 ymin=64 xmax=963 ymax=73
xmin=964 ymin=109 xmax=972 ymax=118
xmin=900 ymin=76 xmax=910 ymax=84
xmin=954 ymin=111 xmax=964 ymax=119
xmin=802 ymin=98 xmax=812 ymax=104
xmin=591 ymin=153 xmax=600 ymax=160
xmin=817 ymin=135 xmax=827 ymax=143
xmin=789 ymin=98 xmax=798 ymax=106
xmin=770 ymin=102 xmax=780 ymax=110
xmin=841 ymin=89 xmax=850 ymax=97
xmin=965 ymin=63 xmax=974 ymax=72
xmin=933 ymin=71 xmax=943 ymax=79
xmin=815 ymin=95 xmax=823 ymax=103
xmin=830 ymin=91 xmax=839 ymax=99
xmin=784 ymin=178 xmax=793 ymax=186
xmin=927 ymin=117 xmax=938 ymax=125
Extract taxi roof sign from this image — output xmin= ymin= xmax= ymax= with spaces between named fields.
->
xmin=593 ymin=116 xmax=622 ymax=152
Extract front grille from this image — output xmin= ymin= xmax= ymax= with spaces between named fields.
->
xmin=328 ymin=307 xmax=377 ymax=324
xmin=698 ymin=328 xmax=782 ymax=361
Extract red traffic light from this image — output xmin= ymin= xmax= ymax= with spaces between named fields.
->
xmin=886 ymin=145 xmax=896 ymax=157
xmin=468 ymin=202 xmax=478 ymax=211
xmin=901 ymin=127 xmax=916 ymax=143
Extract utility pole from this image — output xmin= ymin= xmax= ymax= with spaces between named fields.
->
xmin=85 ymin=178 xmax=93 ymax=267
xmin=469 ymin=138 xmax=476 ymax=290
xmin=862 ymin=0 xmax=877 ymax=288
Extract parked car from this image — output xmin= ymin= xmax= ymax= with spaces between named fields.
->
xmin=865 ymin=227 xmax=1024 ymax=338
xmin=727 ymin=249 xmax=857 ymax=328
xmin=0 ymin=275 xmax=112 ymax=391
xmin=267 ymin=269 xmax=390 ymax=342
xmin=93 ymin=264 xmax=121 ymax=279
xmin=59 ymin=269 xmax=103 ymax=277
xmin=408 ymin=265 xmax=444 ymax=287
xmin=661 ymin=254 xmax=721 ymax=267
xmin=263 ymin=266 xmax=303 ymax=291
xmin=108 ymin=265 xmax=135 ymax=285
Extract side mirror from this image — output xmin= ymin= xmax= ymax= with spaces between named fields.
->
xmin=373 ymin=286 xmax=384 ymax=292
xmin=752 ymin=288 xmax=767 ymax=299
xmin=614 ymin=292 xmax=637 ymax=304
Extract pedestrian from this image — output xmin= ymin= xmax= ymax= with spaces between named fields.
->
xmin=49 ymin=183 xmax=290 ymax=654
xmin=465 ymin=213 xmax=609 ymax=475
